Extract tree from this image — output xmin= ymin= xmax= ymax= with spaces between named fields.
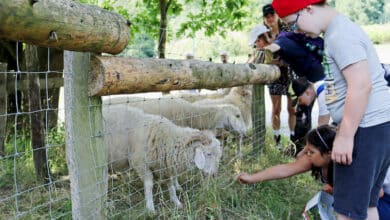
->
xmin=132 ymin=0 xmax=251 ymax=58
xmin=80 ymin=0 xmax=250 ymax=58
xmin=26 ymin=45 xmax=50 ymax=183
xmin=334 ymin=0 xmax=385 ymax=25
xmin=363 ymin=0 xmax=385 ymax=24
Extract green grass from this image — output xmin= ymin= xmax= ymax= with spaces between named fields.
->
xmin=362 ymin=23 xmax=390 ymax=44
xmin=0 ymin=127 xmax=321 ymax=219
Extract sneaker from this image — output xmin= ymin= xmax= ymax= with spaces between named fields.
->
xmin=274 ymin=135 xmax=282 ymax=149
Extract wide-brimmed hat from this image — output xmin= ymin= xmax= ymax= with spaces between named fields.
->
xmin=249 ymin=25 xmax=269 ymax=46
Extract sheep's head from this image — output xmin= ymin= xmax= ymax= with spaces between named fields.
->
xmin=189 ymin=131 xmax=221 ymax=176
xmin=232 ymin=86 xmax=252 ymax=98
xmin=216 ymin=105 xmax=247 ymax=137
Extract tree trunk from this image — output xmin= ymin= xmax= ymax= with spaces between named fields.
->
xmin=89 ymin=56 xmax=280 ymax=96
xmin=37 ymin=48 xmax=63 ymax=130
xmin=0 ymin=0 xmax=130 ymax=55
xmin=26 ymin=45 xmax=50 ymax=183
xmin=6 ymin=77 xmax=63 ymax=94
xmin=158 ymin=0 xmax=169 ymax=58
xmin=0 ymin=63 xmax=7 ymax=156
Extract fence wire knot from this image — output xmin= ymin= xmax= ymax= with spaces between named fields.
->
xmin=49 ymin=31 xmax=58 ymax=42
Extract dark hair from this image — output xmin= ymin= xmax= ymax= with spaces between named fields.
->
xmin=262 ymin=4 xmax=275 ymax=16
xmin=306 ymin=125 xmax=336 ymax=185
xmin=258 ymin=32 xmax=272 ymax=45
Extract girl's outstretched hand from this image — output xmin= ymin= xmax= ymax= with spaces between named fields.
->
xmin=236 ymin=172 xmax=253 ymax=184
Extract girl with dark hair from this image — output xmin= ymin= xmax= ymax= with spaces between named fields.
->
xmin=236 ymin=124 xmax=336 ymax=194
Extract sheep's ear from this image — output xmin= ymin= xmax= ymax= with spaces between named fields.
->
xmin=194 ymin=148 xmax=205 ymax=169
xmin=190 ymin=131 xmax=211 ymax=145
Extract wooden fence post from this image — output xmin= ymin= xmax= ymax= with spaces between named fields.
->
xmin=252 ymin=50 xmax=274 ymax=153
xmin=252 ymin=84 xmax=266 ymax=153
xmin=64 ymin=51 xmax=106 ymax=219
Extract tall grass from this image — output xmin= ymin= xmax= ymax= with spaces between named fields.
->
xmin=0 ymin=127 xmax=321 ymax=219
xmin=363 ymin=23 xmax=390 ymax=44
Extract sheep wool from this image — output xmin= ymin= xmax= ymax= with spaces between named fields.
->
xmin=103 ymin=96 xmax=247 ymax=137
xmin=103 ymin=104 xmax=222 ymax=212
xmin=193 ymin=86 xmax=252 ymax=128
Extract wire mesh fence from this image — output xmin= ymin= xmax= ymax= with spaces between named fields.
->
xmin=0 ymin=44 xmax=71 ymax=219
xmin=0 ymin=29 xmax=271 ymax=219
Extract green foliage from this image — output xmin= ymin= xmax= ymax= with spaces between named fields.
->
xmin=363 ymin=23 xmax=390 ymax=44
xmin=47 ymin=124 xmax=68 ymax=176
xmin=177 ymin=0 xmax=249 ymax=37
xmin=119 ymin=34 xmax=156 ymax=58
xmin=0 ymin=124 xmax=71 ymax=219
xmin=335 ymin=0 xmax=387 ymax=25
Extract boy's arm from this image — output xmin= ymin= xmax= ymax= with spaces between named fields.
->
xmin=331 ymin=60 xmax=371 ymax=165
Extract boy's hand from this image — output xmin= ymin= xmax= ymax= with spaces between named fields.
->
xmin=236 ymin=172 xmax=253 ymax=184
xmin=331 ymin=135 xmax=354 ymax=165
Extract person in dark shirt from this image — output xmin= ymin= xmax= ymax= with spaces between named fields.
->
xmin=265 ymin=31 xmax=329 ymax=154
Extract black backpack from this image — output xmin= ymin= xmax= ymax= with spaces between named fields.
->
xmin=382 ymin=63 xmax=390 ymax=86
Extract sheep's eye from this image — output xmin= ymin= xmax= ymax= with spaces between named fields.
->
xmin=236 ymin=115 xmax=240 ymax=118
xmin=206 ymin=152 xmax=212 ymax=157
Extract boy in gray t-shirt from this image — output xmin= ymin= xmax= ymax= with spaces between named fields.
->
xmin=271 ymin=0 xmax=390 ymax=219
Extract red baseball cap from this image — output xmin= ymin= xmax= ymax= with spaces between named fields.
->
xmin=271 ymin=0 xmax=324 ymax=17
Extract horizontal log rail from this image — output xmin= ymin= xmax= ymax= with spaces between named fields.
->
xmin=89 ymin=56 xmax=280 ymax=96
xmin=0 ymin=0 xmax=130 ymax=54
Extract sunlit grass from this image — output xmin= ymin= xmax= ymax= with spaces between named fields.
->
xmin=0 ymin=126 xmax=321 ymax=219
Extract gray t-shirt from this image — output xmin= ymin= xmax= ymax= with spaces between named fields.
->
xmin=322 ymin=14 xmax=390 ymax=127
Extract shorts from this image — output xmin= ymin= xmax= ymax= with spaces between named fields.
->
xmin=267 ymin=83 xmax=289 ymax=96
xmin=333 ymin=121 xmax=390 ymax=220
xmin=267 ymin=67 xmax=291 ymax=96
xmin=378 ymin=193 xmax=390 ymax=220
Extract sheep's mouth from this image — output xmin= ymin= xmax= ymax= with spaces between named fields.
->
xmin=200 ymin=170 xmax=218 ymax=178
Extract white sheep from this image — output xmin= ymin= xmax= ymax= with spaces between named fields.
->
xmin=193 ymin=86 xmax=252 ymax=128
xmin=103 ymin=105 xmax=222 ymax=212
xmin=103 ymin=96 xmax=247 ymax=139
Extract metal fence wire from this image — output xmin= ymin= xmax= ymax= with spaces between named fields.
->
xmin=0 ymin=29 xmax=268 ymax=219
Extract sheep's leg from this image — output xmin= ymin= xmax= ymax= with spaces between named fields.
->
xmin=168 ymin=177 xmax=183 ymax=208
xmin=135 ymin=166 xmax=155 ymax=213
xmin=174 ymin=176 xmax=183 ymax=191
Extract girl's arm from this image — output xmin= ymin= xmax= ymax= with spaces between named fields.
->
xmin=236 ymin=155 xmax=312 ymax=184
xmin=264 ymin=43 xmax=281 ymax=53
